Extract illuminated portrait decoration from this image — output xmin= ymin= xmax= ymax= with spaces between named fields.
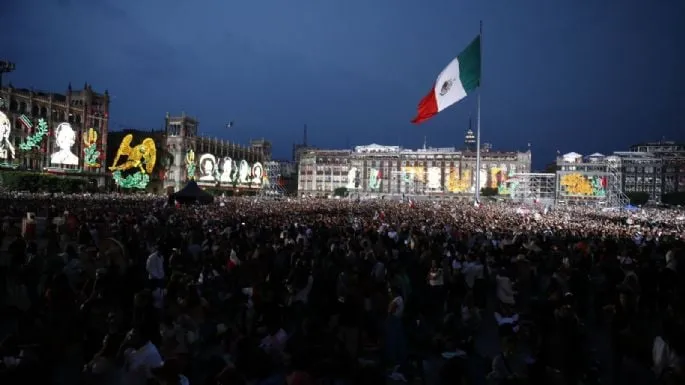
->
xmin=401 ymin=167 xmax=425 ymax=184
xmin=477 ymin=168 xmax=487 ymax=191
xmin=560 ymin=173 xmax=607 ymax=197
xmin=185 ymin=149 xmax=196 ymax=180
xmin=444 ymin=167 xmax=471 ymax=193
xmin=219 ymin=157 xmax=237 ymax=183
xmin=239 ymin=159 xmax=250 ymax=184
xmin=368 ymin=168 xmax=382 ymax=191
xmin=251 ymin=162 xmax=264 ymax=186
xmin=427 ymin=167 xmax=441 ymax=189
xmin=50 ymin=122 xmax=79 ymax=165
xmin=0 ymin=111 xmax=15 ymax=160
xmin=82 ymin=128 xmax=101 ymax=168
xmin=198 ymin=153 xmax=217 ymax=182
xmin=110 ymin=134 xmax=157 ymax=189
xmin=346 ymin=167 xmax=358 ymax=189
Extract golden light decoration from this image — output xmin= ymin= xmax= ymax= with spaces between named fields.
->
xmin=489 ymin=167 xmax=504 ymax=189
xmin=401 ymin=166 xmax=426 ymax=183
xmin=109 ymin=134 xmax=157 ymax=189
xmin=109 ymin=134 xmax=157 ymax=174
xmin=82 ymin=128 xmax=100 ymax=168
xmin=185 ymin=149 xmax=196 ymax=180
xmin=560 ymin=173 xmax=593 ymax=196
xmin=445 ymin=167 xmax=471 ymax=192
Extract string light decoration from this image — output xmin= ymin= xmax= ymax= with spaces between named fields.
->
xmin=109 ymin=134 xmax=157 ymax=189
xmin=185 ymin=149 xmax=196 ymax=180
xmin=19 ymin=117 xmax=49 ymax=151
xmin=112 ymin=170 xmax=150 ymax=189
xmin=82 ymin=128 xmax=101 ymax=167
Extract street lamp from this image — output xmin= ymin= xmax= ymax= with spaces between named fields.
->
xmin=0 ymin=60 xmax=16 ymax=88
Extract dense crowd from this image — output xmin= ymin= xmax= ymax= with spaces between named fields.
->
xmin=0 ymin=192 xmax=684 ymax=385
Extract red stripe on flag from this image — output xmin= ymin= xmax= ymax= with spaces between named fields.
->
xmin=411 ymin=87 xmax=438 ymax=124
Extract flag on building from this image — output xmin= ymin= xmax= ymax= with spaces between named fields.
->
xmin=411 ymin=36 xmax=481 ymax=124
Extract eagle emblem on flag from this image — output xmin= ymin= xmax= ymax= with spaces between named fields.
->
xmin=439 ymin=79 xmax=454 ymax=96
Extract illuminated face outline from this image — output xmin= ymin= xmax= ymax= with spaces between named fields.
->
xmin=198 ymin=153 xmax=217 ymax=181
xmin=0 ymin=111 xmax=10 ymax=140
xmin=427 ymin=167 xmax=441 ymax=189
xmin=220 ymin=157 xmax=234 ymax=183
xmin=347 ymin=167 xmax=357 ymax=188
xmin=202 ymin=159 xmax=214 ymax=174
xmin=251 ymin=162 xmax=264 ymax=185
xmin=239 ymin=160 xmax=250 ymax=183
xmin=50 ymin=122 xmax=79 ymax=165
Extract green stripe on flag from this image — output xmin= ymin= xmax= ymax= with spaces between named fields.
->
xmin=19 ymin=115 xmax=32 ymax=128
xmin=458 ymin=36 xmax=481 ymax=94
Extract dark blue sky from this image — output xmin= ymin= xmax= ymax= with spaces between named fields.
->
xmin=2 ymin=0 xmax=684 ymax=168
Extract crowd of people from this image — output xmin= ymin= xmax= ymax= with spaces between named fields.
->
xmin=0 ymin=191 xmax=684 ymax=385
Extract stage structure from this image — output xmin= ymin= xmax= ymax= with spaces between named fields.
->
xmin=555 ymin=152 xmax=629 ymax=208
xmin=503 ymin=173 xmax=556 ymax=205
xmin=605 ymin=156 xmax=630 ymax=207
xmin=260 ymin=161 xmax=286 ymax=196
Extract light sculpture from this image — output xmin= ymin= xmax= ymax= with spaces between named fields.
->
xmin=82 ymin=128 xmax=101 ymax=168
xmin=185 ymin=149 xmax=196 ymax=180
xmin=16 ymin=114 xmax=48 ymax=152
xmin=109 ymin=134 xmax=157 ymax=189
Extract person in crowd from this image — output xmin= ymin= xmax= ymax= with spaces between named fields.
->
xmin=0 ymin=192 xmax=683 ymax=385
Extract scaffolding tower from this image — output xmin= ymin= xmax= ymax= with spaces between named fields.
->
xmin=260 ymin=162 xmax=286 ymax=196
xmin=507 ymin=173 xmax=556 ymax=206
xmin=605 ymin=156 xmax=630 ymax=207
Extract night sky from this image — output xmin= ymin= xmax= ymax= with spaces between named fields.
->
xmin=2 ymin=0 xmax=684 ymax=169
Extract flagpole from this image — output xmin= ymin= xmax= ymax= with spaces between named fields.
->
xmin=474 ymin=20 xmax=483 ymax=203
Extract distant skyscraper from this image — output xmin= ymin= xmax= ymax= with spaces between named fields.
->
xmin=464 ymin=117 xmax=476 ymax=151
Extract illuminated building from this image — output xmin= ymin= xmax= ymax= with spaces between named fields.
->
xmin=0 ymin=82 xmax=109 ymax=184
xmin=298 ymin=144 xmax=531 ymax=196
xmin=162 ymin=112 xmax=267 ymax=192
xmin=464 ymin=129 xmax=476 ymax=151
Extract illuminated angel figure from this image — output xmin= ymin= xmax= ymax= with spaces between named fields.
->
xmin=109 ymin=134 xmax=157 ymax=174
xmin=0 ymin=111 xmax=15 ymax=159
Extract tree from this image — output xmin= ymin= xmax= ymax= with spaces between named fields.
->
xmin=625 ymin=192 xmax=649 ymax=206
xmin=480 ymin=187 xmax=498 ymax=196
xmin=333 ymin=187 xmax=349 ymax=197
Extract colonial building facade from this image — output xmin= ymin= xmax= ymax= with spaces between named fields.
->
xmin=0 ymin=83 xmax=109 ymax=184
xmin=161 ymin=112 xmax=267 ymax=192
xmin=298 ymin=144 xmax=531 ymax=196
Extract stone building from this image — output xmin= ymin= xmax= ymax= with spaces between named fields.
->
xmin=0 ymin=83 xmax=109 ymax=184
xmin=162 ymin=112 xmax=267 ymax=192
xmin=298 ymin=143 xmax=531 ymax=196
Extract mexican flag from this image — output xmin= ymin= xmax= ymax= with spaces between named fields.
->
xmin=411 ymin=35 xmax=481 ymax=124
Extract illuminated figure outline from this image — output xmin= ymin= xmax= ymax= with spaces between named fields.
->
xmin=109 ymin=134 xmax=157 ymax=174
